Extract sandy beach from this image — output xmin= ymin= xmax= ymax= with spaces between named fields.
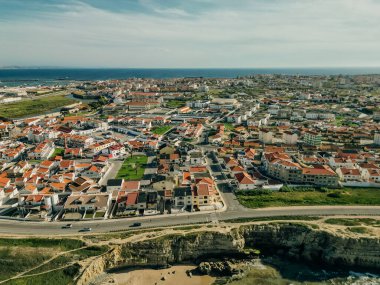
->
xmin=107 ymin=265 xmax=215 ymax=285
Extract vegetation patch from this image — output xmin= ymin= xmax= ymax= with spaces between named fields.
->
xmin=225 ymin=216 xmax=321 ymax=223
xmin=236 ymin=188 xmax=380 ymax=208
xmin=347 ymin=227 xmax=370 ymax=234
xmin=0 ymin=95 xmax=75 ymax=118
xmin=224 ymin=123 xmax=235 ymax=131
xmin=0 ymin=247 xmax=52 ymax=281
xmin=151 ymin=126 xmax=171 ymax=135
xmin=0 ymin=238 xmax=84 ymax=251
xmin=5 ymin=264 xmax=80 ymax=285
xmin=51 ymin=148 xmax=64 ymax=158
xmin=116 ymin=155 xmax=148 ymax=180
xmin=0 ymin=238 xmax=85 ymax=282
xmin=166 ymin=99 xmax=187 ymax=108
xmin=325 ymin=218 xmax=380 ymax=227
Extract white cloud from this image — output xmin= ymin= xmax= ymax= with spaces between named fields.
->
xmin=0 ymin=0 xmax=379 ymax=67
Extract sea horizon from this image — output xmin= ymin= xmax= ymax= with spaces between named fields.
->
xmin=1 ymin=67 xmax=380 ymax=87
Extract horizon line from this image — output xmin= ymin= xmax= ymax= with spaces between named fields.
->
xmin=2 ymin=66 xmax=380 ymax=70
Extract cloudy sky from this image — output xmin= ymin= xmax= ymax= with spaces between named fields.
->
xmin=0 ymin=0 xmax=379 ymax=68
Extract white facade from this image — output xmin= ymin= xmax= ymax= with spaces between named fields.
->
xmin=374 ymin=133 xmax=380 ymax=145
xmin=282 ymin=132 xmax=298 ymax=145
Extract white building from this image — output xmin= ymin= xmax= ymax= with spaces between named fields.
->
xmin=282 ymin=132 xmax=298 ymax=145
xmin=259 ymin=130 xmax=273 ymax=144
xmin=374 ymin=133 xmax=380 ymax=145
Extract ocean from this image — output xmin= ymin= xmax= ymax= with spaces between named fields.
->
xmin=1 ymin=68 xmax=380 ymax=87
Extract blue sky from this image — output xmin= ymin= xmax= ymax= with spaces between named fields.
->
xmin=0 ymin=0 xmax=379 ymax=68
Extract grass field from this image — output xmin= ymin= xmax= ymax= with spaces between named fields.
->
xmin=0 ymin=238 xmax=85 ymax=282
xmin=224 ymin=123 xmax=235 ymax=131
xmin=116 ymin=155 xmax=148 ymax=180
xmin=5 ymin=266 xmax=79 ymax=285
xmin=166 ymin=99 xmax=187 ymax=108
xmin=236 ymin=188 xmax=380 ymax=208
xmin=0 ymin=236 xmax=108 ymax=284
xmin=51 ymin=148 xmax=64 ymax=158
xmin=0 ymin=95 xmax=76 ymax=118
xmin=151 ymin=126 xmax=171 ymax=135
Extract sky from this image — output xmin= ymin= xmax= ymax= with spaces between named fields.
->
xmin=0 ymin=0 xmax=379 ymax=68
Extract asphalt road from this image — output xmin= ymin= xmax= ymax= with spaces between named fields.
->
xmin=1 ymin=202 xmax=380 ymax=236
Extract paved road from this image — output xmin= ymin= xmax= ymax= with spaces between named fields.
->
xmin=1 ymin=204 xmax=379 ymax=236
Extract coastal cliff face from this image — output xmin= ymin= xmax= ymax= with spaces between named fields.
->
xmin=240 ymin=223 xmax=380 ymax=270
xmin=76 ymin=223 xmax=380 ymax=285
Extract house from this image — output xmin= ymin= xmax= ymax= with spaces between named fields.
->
xmin=173 ymin=187 xmax=193 ymax=208
xmin=193 ymin=182 xmax=217 ymax=208
xmin=118 ymin=191 xmax=138 ymax=210
xmin=336 ymin=167 xmax=364 ymax=182
xmin=189 ymin=151 xmax=203 ymax=165
xmin=59 ymin=160 xmax=75 ymax=172
xmin=64 ymin=148 xmax=83 ymax=158
xmin=234 ymin=172 xmax=256 ymax=190
xmin=64 ymin=193 xmax=111 ymax=213
xmin=0 ymin=177 xmax=11 ymax=188
xmin=123 ymin=181 xmax=141 ymax=192
xmin=136 ymin=191 xmax=147 ymax=210
xmin=107 ymin=179 xmax=124 ymax=192
xmin=68 ymin=177 xmax=97 ymax=193
xmin=28 ymin=141 xmax=55 ymax=160
xmin=81 ymin=165 xmax=104 ymax=180
xmin=302 ymin=165 xmax=339 ymax=186
xmin=146 ymin=191 xmax=158 ymax=210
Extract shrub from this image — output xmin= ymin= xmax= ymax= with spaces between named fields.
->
xmin=327 ymin=191 xmax=342 ymax=198
xmin=63 ymin=263 xmax=81 ymax=277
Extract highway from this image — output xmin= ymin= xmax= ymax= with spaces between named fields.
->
xmin=1 ymin=191 xmax=379 ymax=236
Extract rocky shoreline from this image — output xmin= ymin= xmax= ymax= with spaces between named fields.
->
xmin=76 ymin=222 xmax=380 ymax=285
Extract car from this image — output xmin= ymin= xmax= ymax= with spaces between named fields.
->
xmin=79 ymin=227 xmax=92 ymax=232
xmin=61 ymin=224 xmax=73 ymax=229
xmin=130 ymin=222 xmax=142 ymax=227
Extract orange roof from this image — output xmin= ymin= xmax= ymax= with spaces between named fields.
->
xmin=235 ymin=172 xmax=255 ymax=184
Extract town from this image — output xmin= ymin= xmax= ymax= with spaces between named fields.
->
xmin=0 ymin=74 xmax=379 ymax=222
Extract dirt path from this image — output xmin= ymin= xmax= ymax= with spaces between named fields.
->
xmin=0 ymin=246 xmax=88 ymax=284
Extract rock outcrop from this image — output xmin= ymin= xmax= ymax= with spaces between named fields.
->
xmin=240 ymin=223 xmax=380 ymax=270
xmin=76 ymin=223 xmax=380 ymax=285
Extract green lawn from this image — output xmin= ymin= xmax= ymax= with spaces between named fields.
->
xmin=116 ymin=155 xmax=148 ymax=180
xmin=224 ymin=123 xmax=235 ymax=131
xmin=51 ymin=148 xmax=64 ymax=158
xmin=236 ymin=188 xmax=380 ymax=208
xmin=0 ymin=95 xmax=76 ymax=119
xmin=84 ymin=213 xmax=94 ymax=219
xmin=94 ymin=211 xmax=105 ymax=218
xmin=151 ymin=126 xmax=171 ymax=135
xmin=166 ymin=100 xmax=187 ymax=108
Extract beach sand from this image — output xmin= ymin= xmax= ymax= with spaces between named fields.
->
xmin=109 ymin=265 xmax=215 ymax=285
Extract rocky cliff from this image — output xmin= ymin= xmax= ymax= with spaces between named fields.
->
xmin=76 ymin=222 xmax=380 ymax=285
